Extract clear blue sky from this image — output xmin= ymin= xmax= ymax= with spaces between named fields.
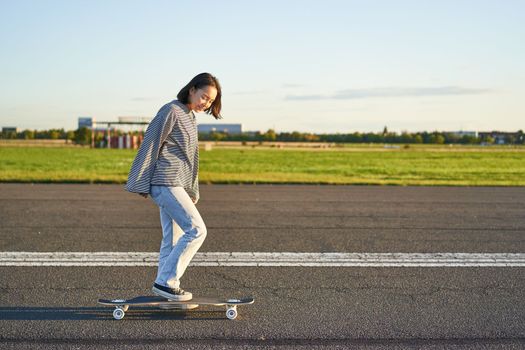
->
xmin=1 ymin=0 xmax=523 ymax=133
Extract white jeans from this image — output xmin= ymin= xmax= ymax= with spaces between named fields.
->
xmin=150 ymin=186 xmax=207 ymax=289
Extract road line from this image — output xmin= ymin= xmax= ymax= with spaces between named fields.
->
xmin=1 ymin=252 xmax=524 ymax=267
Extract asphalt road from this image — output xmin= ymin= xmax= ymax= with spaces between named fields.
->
xmin=1 ymin=184 xmax=524 ymax=349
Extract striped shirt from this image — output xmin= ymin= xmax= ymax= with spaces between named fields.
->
xmin=125 ymin=100 xmax=199 ymax=202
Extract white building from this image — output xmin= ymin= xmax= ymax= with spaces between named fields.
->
xmin=198 ymin=124 xmax=242 ymax=134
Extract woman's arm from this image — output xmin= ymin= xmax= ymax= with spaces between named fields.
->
xmin=125 ymin=104 xmax=177 ymax=194
xmin=186 ymin=145 xmax=200 ymax=204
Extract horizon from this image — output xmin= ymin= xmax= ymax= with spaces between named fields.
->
xmin=2 ymin=123 xmax=523 ymax=135
xmin=1 ymin=0 xmax=524 ymax=133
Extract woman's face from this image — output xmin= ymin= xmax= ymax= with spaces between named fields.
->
xmin=188 ymin=85 xmax=217 ymax=113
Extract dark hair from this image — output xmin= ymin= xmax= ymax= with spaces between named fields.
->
xmin=177 ymin=72 xmax=222 ymax=119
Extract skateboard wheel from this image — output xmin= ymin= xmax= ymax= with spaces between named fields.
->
xmin=113 ymin=307 xmax=125 ymax=320
xmin=226 ymin=307 xmax=237 ymax=320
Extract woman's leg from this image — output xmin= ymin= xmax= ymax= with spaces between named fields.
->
xmin=156 ymin=208 xmax=184 ymax=283
xmin=150 ymin=186 xmax=207 ymax=290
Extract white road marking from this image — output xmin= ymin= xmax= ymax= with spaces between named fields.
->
xmin=0 ymin=252 xmax=524 ymax=267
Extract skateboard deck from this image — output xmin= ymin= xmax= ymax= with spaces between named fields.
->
xmin=98 ymin=295 xmax=254 ymax=320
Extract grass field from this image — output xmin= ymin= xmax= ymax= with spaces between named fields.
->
xmin=1 ymin=145 xmax=524 ymax=186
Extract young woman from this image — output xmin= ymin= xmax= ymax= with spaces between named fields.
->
xmin=125 ymin=73 xmax=222 ymax=301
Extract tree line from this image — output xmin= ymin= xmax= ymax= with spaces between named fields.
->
xmin=200 ymin=127 xmax=525 ymax=145
xmin=1 ymin=128 xmax=109 ymax=145
xmin=1 ymin=127 xmax=524 ymax=145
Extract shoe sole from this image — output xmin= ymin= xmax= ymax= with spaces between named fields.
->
xmin=152 ymin=286 xmax=193 ymax=301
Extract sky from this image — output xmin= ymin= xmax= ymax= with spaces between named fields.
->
xmin=0 ymin=0 xmax=524 ymax=133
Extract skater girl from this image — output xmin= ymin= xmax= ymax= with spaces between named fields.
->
xmin=125 ymin=72 xmax=222 ymax=301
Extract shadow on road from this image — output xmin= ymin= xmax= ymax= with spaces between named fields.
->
xmin=0 ymin=307 xmax=226 ymax=321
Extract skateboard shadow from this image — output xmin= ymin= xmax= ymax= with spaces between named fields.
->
xmin=0 ymin=307 xmax=227 ymax=321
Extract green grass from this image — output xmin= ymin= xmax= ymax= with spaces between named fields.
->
xmin=1 ymin=146 xmax=524 ymax=186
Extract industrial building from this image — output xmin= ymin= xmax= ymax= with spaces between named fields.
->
xmin=478 ymin=131 xmax=523 ymax=144
xmin=198 ymin=124 xmax=242 ymax=134
xmin=2 ymin=127 xmax=19 ymax=133
xmin=78 ymin=116 xmax=149 ymax=149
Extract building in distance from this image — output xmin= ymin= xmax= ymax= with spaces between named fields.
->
xmin=448 ymin=131 xmax=477 ymax=138
xmin=479 ymin=131 xmax=523 ymax=145
xmin=78 ymin=117 xmax=93 ymax=129
xmin=2 ymin=127 xmax=18 ymax=133
xmin=198 ymin=124 xmax=242 ymax=135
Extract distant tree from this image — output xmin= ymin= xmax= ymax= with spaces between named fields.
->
xmin=289 ymin=131 xmax=302 ymax=142
xmin=74 ymin=127 xmax=91 ymax=145
xmin=363 ymin=132 xmax=383 ymax=143
xmin=1 ymin=130 xmax=17 ymax=139
xmin=444 ymin=133 xmax=461 ymax=144
xmin=461 ymin=135 xmax=479 ymax=145
xmin=210 ymin=132 xmax=226 ymax=141
xmin=435 ymin=134 xmax=445 ymax=144
xmin=484 ymin=136 xmax=495 ymax=145
xmin=304 ymin=133 xmax=320 ymax=142
xmin=263 ymin=129 xmax=277 ymax=141
xmin=22 ymin=129 xmax=35 ymax=140
xmin=400 ymin=132 xmax=413 ymax=143
xmin=49 ymin=130 xmax=60 ymax=139
xmin=428 ymin=133 xmax=445 ymax=144
xmin=348 ymin=132 xmax=363 ymax=143
xmin=253 ymin=131 xmax=264 ymax=141
xmin=413 ymin=134 xmax=423 ymax=144
xmin=66 ymin=130 xmax=75 ymax=141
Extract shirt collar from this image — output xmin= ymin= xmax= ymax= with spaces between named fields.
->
xmin=174 ymin=100 xmax=191 ymax=114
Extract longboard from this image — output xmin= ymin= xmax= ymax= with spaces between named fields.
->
xmin=98 ymin=295 xmax=254 ymax=320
